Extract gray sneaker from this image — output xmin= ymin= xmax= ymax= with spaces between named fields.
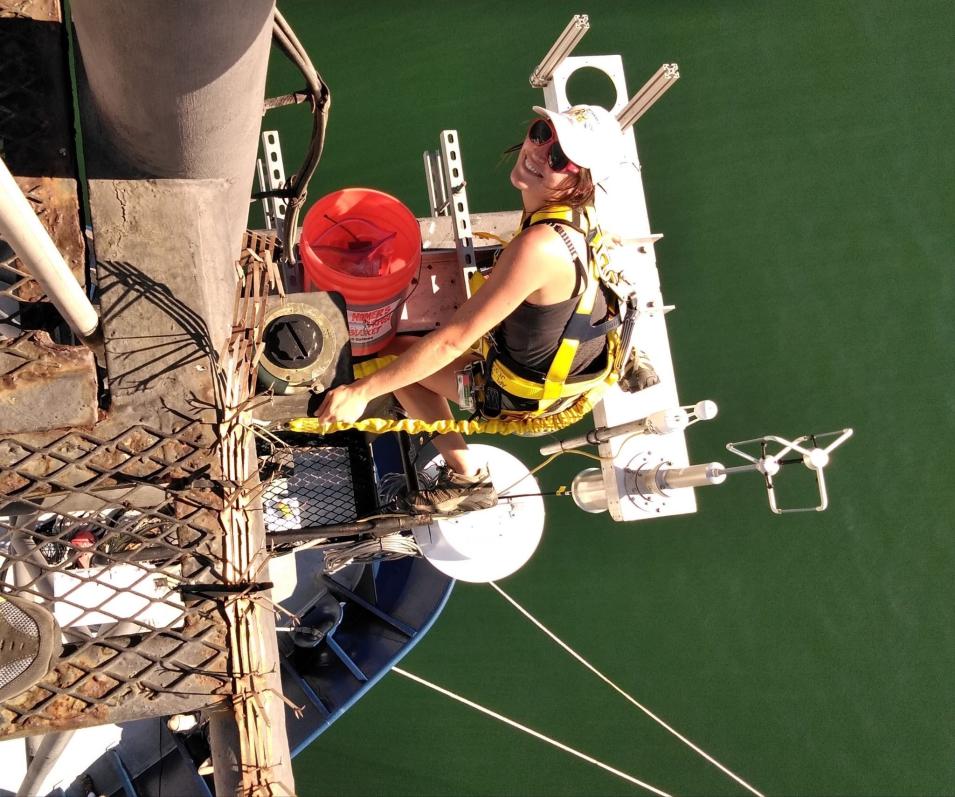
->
xmin=0 ymin=594 xmax=61 ymax=702
xmin=403 ymin=465 xmax=498 ymax=514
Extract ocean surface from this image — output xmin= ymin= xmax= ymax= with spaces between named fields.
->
xmin=266 ymin=2 xmax=954 ymax=794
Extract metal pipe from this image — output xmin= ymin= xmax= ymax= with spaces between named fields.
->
xmin=0 ymin=156 xmax=99 ymax=340
xmin=657 ymin=462 xmax=727 ymax=490
xmin=24 ymin=736 xmax=40 ymax=766
xmin=539 ymin=408 xmax=689 ymax=456
xmin=204 ymin=703 xmax=241 ymax=797
xmin=10 ymin=530 xmax=56 ymax=603
xmin=529 ymin=14 xmax=590 ymax=88
xmin=16 ymin=731 xmax=75 ymax=797
xmin=267 ymin=514 xmax=423 ymax=546
xmin=616 ymin=63 xmax=681 ymax=131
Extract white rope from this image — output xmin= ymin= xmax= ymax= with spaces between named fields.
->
xmin=489 ymin=582 xmax=766 ymax=797
xmin=392 ymin=666 xmax=672 ymax=797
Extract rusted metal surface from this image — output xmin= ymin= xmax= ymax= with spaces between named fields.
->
xmin=0 ymin=485 xmax=229 ymax=739
xmin=0 ymin=305 xmax=229 ymax=738
xmin=0 ymin=5 xmax=292 ymax=774
xmin=0 ymin=418 xmax=213 ymax=496
xmin=0 ymin=2 xmax=86 ymax=324
xmin=398 ymin=250 xmax=470 ymax=334
xmin=418 ymin=209 xmax=520 ymax=250
xmin=0 ymin=331 xmax=97 ymax=433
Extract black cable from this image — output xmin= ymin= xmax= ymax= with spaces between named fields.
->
xmin=270 ymin=10 xmax=331 ymax=264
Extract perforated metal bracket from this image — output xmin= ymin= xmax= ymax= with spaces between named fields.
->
xmin=257 ymin=130 xmax=288 ymax=233
xmin=423 ymin=131 xmax=476 ymax=276
xmin=423 ymin=149 xmax=449 ymax=218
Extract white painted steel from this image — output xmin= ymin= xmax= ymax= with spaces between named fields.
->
xmin=540 ymin=55 xmax=695 ymax=522
xmin=422 ymin=149 xmax=448 ymax=218
xmin=0 ymin=724 xmax=122 ymax=796
xmin=0 ymin=156 xmax=99 ymax=338
xmin=438 ymin=130 xmax=476 ymax=273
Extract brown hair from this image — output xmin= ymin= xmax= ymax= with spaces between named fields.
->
xmin=548 ymin=168 xmax=595 ymax=207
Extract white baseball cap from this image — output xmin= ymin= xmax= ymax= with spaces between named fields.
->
xmin=531 ymin=104 xmax=626 ymax=183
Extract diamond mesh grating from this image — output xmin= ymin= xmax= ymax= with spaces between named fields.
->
xmin=258 ymin=431 xmax=380 ymax=531
xmin=0 ymin=419 xmax=229 ymax=738
xmin=261 ymin=446 xmax=357 ymax=530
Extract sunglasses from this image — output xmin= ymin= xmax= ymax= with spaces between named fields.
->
xmin=526 ymin=119 xmax=580 ymax=174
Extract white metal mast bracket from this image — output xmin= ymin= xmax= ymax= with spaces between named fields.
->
xmin=424 ymin=130 xmax=476 ymax=277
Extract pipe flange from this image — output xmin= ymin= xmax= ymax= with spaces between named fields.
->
xmin=623 ymin=452 xmax=671 ymax=514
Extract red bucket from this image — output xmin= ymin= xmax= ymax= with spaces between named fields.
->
xmin=301 ymin=188 xmax=421 ymax=356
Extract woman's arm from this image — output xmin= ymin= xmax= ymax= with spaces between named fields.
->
xmin=314 ymin=225 xmax=569 ymax=423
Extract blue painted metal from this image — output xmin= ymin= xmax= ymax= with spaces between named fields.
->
xmin=325 ymin=634 xmax=369 ymax=682
xmin=169 ymin=732 xmax=215 ymax=797
xmin=323 ymin=575 xmax=418 ymax=637
xmin=280 ymin=657 xmax=331 ymax=717
xmin=289 ymin=574 xmax=454 ymax=757
xmin=108 ymin=749 xmax=139 ymax=797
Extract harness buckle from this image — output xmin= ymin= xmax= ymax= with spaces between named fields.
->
xmin=455 ymin=363 xmax=477 ymax=412
xmin=481 ymin=383 xmax=503 ymax=418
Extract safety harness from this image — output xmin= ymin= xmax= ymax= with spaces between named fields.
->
xmin=478 ymin=203 xmax=620 ymax=419
xmin=288 ymin=203 xmax=626 ymax=438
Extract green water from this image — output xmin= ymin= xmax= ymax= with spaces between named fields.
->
xmin=268 ymin=2 xmax=955 ymax=794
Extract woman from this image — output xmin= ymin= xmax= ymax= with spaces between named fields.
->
xmin=315 ymin=104 xmax=626 ymax=513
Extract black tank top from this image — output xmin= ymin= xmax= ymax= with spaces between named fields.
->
xmin=497 ymin=274 xmax=608 ymax=374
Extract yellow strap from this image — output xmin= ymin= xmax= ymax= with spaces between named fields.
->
xmin=353 ymin=355 xmax=396 ymax=380
xmin=489 ymin=332 xmax=617 ymax=402
xmin=530 ymin=205 xmax=606 ymax=402
xmin=287 ymin=377 xmax=613 ymax=438
xmin=541 ymin=277 xmax=600 ymax=400
xmin=489 ymin=357 xmax=610 ymax=401
xmin=468 ymin=269 xmax=487 ymax=296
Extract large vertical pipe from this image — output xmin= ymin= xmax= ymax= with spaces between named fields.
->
xmin=204 ymin=703 xmax=241 ymax=797
xmin=70 ymin=0 xmax=277 ymax=258
xmin=0 ymin=157 xmax=99 ymax=340
xmin=67 ymin=5 xmax=294 ymax=794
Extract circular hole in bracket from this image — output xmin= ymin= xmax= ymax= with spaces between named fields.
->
xmin=564 ymin=66 xmax=621 ymax=112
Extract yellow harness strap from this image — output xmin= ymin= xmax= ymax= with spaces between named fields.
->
xmin=488 ymin=205 xmax=616 ymax=409
xmin=287 ymin=382 xmax=610 ymax=437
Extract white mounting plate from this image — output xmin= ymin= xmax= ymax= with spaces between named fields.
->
xmin=543 ymin=54 xmax=695 ymax=522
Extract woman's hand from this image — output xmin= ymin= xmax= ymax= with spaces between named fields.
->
xmin=313 ymin=382 xmax=369 ymax=425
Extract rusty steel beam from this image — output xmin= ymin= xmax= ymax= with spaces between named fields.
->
xmin=0 ymin=331 xmax=97 ymax=433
